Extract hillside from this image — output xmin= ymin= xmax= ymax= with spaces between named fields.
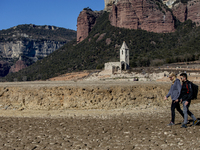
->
xmin=0 ymin=24 xmax=76 ymax=42
xmin=2 ymin=12 xmax=200 ymax=82
xmin=0 ymin=24 xmax=76 ymax=77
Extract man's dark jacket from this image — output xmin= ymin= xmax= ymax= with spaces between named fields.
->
xmin=179 ymin=80 xmax=193 ymax=102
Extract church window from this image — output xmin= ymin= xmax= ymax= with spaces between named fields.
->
xmin=122 ymin=50 xmax=123 ymax=55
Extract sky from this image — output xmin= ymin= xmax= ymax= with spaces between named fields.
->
xmin=0 ymin=0 xmax=105 ymax=31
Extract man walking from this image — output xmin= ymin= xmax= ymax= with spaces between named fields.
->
xmin=164 ymin=73 xmax=184 ymax=126
xmin=179 ymin=73 xmax=199 ymax=128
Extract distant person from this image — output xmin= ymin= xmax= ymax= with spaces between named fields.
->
xmin=164 ymin=73 xmax=184 ymax=126
xmin=179 ymin=73 xmax=199 ymax=128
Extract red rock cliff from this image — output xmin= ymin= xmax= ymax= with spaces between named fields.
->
xmin=172 ymin=0 xmax=200 ymax=26
xmin=9 ymin=60 xmax=27 ymax=73
xmin=109 ymin=0 xmax=175 ymax=33
xmin=77 ymin=9 xmax=103 ymax=43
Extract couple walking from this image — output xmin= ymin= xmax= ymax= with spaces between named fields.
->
xmin=164 ymin=72 xmax=199 ymax=128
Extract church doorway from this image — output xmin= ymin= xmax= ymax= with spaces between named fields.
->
xmin=122 ymin=63 xmax=125 ymax=70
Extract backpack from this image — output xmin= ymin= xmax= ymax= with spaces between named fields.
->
xmin=188 ymin=81 xmax=199 ymax=100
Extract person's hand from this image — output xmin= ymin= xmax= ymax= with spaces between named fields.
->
xmin=164 ymin=96 xmax=167 ymax=100
xmin=184 ymin=101 xmax=189 ymax=106
xmin=180 ymin=99 xmax=182 ymax=103
xmin=174 ymin=99 xmax=179 ymax=103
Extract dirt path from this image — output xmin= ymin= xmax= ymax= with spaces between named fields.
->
xmin=0 ymin=104 xmax=200 ymax=150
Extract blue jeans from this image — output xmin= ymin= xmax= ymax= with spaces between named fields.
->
xmin=183 ymin=101 xmax=196 ymax=124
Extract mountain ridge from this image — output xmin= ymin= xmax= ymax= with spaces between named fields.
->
xmin=2 ymin=12 xmax=200 ymax=82
xmin=78 ymin=0 xmax=200 ymax=43
xmin=0 ymin=24 xmax=76 ymax=77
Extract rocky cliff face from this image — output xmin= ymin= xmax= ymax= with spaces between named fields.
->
xmin=172 ymin=0 xmax=200 ymax=26
xmin=77 ymin=9 xmax=103 ymax=43
xmin=9 ymin=60 xmax=27 ymax=73
xmin=77 ymin=0 xmax=200 ymax=43
xmin=0 ymin=24 xmax=76 ymax=76
xmin=0 ymin=40 xmax=65 ymax=61
xmin=0 ymin=24 xmax=76 ymax=60
xmin=109 ymin=0 xmax=175 ymax=33
xmin=0 ymin=40 xmax=65 ymax=76
xmin=104 ymin=0 xmax=119 ymax=11
xmin=77 ymin=0 xmax=175 ymax=43
xmin=163 ymin=0 xmax=176 ymax=8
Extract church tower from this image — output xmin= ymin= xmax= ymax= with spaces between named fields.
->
xmin=120 ymin=41 xmax=129 ymax=70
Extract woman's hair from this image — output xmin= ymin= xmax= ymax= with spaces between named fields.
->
xmin=169 ymin=72 xmax=177 ymax=84
xmin=169 ymin=72 xmax=177 ymax=78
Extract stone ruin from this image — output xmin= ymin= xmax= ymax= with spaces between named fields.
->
xmin=102 ymin=41 xmax=129 ymax=75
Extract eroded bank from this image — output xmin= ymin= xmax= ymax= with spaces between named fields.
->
xmin=0 ymin=81 xmax=177 ymax=110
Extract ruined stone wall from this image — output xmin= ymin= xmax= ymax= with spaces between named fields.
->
xmin=0 ymin=82 xmax=174 ymax=110
xmin=104 ymin=62 xmax=121 ymax=74
xmin=105 ymin=62 xmax=120 ymax=69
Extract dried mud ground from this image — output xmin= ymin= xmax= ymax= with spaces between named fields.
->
xmin=0 ymin=106 xmax=200 ymax=150
xmin=0 ymin=81 xmax=200 ymax=150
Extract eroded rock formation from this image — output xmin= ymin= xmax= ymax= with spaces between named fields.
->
xmin=172 ymin=0 xmax=200 ymax=26
xmin=0 ymin=40 xmax=65 ymax=61
xmin=9 ymin=60 xmax=27 ymax=73
xmin=172 ymin=3 xmax=187 ymax=22
xmin=77 ymin=0 xmax=177 ymax=43
xmin=77 ymin=0 xmax=200 ymax=43
xmin=109 ymin=0 xmax=175 ymax=33
xmin=0 ymin=40 xmax=65 ymax=76
xmin=104 ymin=0 xmax=119 ymax=11
xmin=77 ymin=9 xmax=103 ymax=43
xmin=0 ymin=82 xmax=171 ymax=110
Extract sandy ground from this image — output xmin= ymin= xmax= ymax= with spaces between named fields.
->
xmin=0 ymin=80 xmax=169 ymax=87
xmin=49 ymin=72 xmax=90 ymax=81
xmin=0 ymin=103 xmax=200 ymax=149
xmin=0 ymin=80 xmax=200 ymax=149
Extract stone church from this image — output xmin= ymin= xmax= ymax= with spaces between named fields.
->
xmin=103 ymin=41 xmax=129 ymax=74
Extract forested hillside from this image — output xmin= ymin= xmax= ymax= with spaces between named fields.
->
xmin=0 ymin=24 xmax=76 ymax=42
xmin=3 ymin=12 xmax=200 ymax=81
xmin=0 ymin=24 xmax=77 ymax=77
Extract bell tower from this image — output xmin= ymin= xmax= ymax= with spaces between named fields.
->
xmin=120 ymin=41 xmax=129 ymax=70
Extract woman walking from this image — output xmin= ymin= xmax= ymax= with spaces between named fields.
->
xmin=164 ymin=73 xmax=184 ymax=126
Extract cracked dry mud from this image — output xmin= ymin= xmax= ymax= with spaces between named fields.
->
xmin=0 ymin=110 xmax=200 ymax=150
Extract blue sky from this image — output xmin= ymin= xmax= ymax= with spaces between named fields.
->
xmin=0 ymin=0 xmax=104 ymax=31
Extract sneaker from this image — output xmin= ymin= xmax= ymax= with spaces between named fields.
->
xmin=193 ymin=120 xmax=199 ymax=126
xmin=182 ymin=120 xmax=189 ymax=125
xmin=167 ymin=122 xmax=174 ymax=126
xmin=181 ymin=124 xmax=187 ymax=128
